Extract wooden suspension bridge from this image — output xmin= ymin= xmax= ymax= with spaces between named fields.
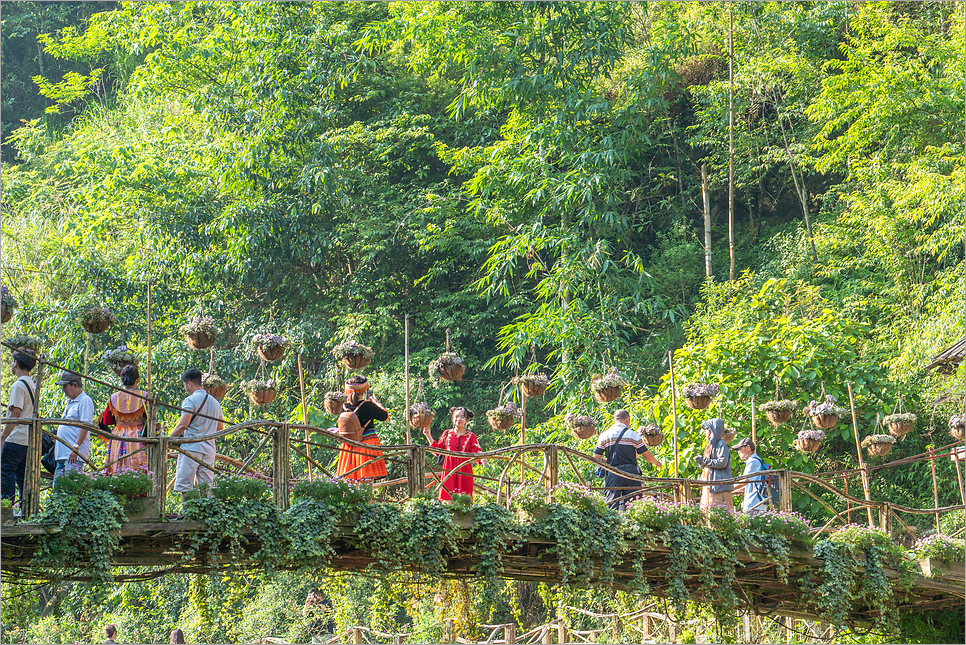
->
xmin=1 ymin=410 xmax=964 ymax=624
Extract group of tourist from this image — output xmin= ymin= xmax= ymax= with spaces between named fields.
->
xmin=3 ymin=348 xmax=772 ymax=514
xmin=1 ymin=347 xmax=222 ymax=506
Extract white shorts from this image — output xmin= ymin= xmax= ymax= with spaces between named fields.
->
xmin=174 ymin=450 xmax=215 ymax=493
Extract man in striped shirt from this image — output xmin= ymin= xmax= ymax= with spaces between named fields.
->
xmin=594 ymin=410 xmax=663 ymax=510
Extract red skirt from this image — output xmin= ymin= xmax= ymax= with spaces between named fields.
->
xmin=336 ymin=434 xmax=388 ymax=480
xmin=437 ymin=455 xmax=475 ymax=501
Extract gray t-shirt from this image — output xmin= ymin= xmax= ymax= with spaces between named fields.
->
xmin=180 ymin=389 xmax=222 ymax=455
xmin=6 ymin=376 xmax=36 ymax=446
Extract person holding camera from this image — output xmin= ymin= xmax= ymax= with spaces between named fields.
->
xmin=335 ymin=375 xmax=388 ymax=480
xmin=594 ymin=409 xmax=662 ymax=511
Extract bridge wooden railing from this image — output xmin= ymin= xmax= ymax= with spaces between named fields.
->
xmin=5 ymin=412 xmax=963 ymax=542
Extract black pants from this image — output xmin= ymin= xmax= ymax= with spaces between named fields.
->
xmin=603 ymin=465 xmax=641 ymax=511
xmin=1 ymin=442 xmax=28 ymax=502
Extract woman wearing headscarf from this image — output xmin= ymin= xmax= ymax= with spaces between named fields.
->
xmin=422 ymin=407 xmax=483 ymax=501
xmin=335 ymin=375 xmax=389 ymax=480
xmin=98 ymin=365 xmax=150 ymax=473
xmin=694 ymin=417 xmax=734 ymax=510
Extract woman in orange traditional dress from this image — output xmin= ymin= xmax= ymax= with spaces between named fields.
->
xmin=422 ymin=407 xmax=483 ymax=501
xmin=335 ymin=376 xmax=389 ymax=480
xmin=98 ymin=365 xmax=150 ymax=473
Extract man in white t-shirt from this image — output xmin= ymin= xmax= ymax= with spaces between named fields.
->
xmin=53 ymin=371 xmax=95 ymax=479
xmin=169 ymin=368 xmax=223 ymax=497
xmin=1 ymin=348 xmax=38 ymax=503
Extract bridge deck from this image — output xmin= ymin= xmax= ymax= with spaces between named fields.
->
xmin=2 ymin=518 xmax=962 ymax=624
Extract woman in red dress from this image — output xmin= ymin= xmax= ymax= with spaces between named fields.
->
xmin=423 ymin=407 xmax=483 ymax=501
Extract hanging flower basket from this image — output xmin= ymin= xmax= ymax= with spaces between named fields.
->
xmin=254 ymin=333 xmax=288 ymax=362
xmin=565 ymin=413 xmax=597 ymax=440
xmin=639 ymin=424 xmax=664 ymax=447
xmin=759 ymin=399 xmax=798 ymax=427
xmin=4 ymin=335 xmax=45 ymax=354
xmin=408 ymin=402 xmax=436 ymax=430
xmin=722 ymin=426 xmax=736 ymax=443
xmin=883 ymin=412 xmax=916 ymax=438
xmin=103 ymin=346 xmax=139 ymax=377
xmin=487 ymin=402 xmax=522 ymax=430
xmin=0 ymin=286 xmax=17 ymax=324
xmin=77 ymin=306 xmax=116 ymax=334
xmin=862 ymin=434 xmax=895 ymax=458
xmin=430 ymin=352 xmax=464 ymax=381
xmin=513 ymin=373 xmax=550 ymax=398
xmin=180 ymin=316 xmax=220 ymax=350
xmin=805 ymin=395 xmax=848 ymax=429
xmin=590 ymin=367 xmax=629 ymax=403
xmin=794 ymin=429 xmax=826 ymax=453
xmin=682 ymin=383 xmax=719 ymax=410
xmin=241 ymin=379 xmax=277 ymax=406
xmin=323 ymin=391 xmax=347 ymax=416
xmin=333 ymin=340 xmax=374 ymax=370
xmin=949 ymin=415 xmax=965 ymax=442
xmin=202 ymin=373 xmax=228 ymax=400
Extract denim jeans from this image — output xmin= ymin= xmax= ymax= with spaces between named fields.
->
xmin=53 ymin=459 xmax=84 ymax=479
xmin=0 ymin=442 xmax=28 ymax=502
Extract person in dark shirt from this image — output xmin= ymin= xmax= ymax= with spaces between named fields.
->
xmin=335 ymin=376 xmax=389 ymax=480
xmin=594 ymin=410 xmax=662 ymax=510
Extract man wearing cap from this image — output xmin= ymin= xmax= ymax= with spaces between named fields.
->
xmin=53 ymin=370 xmax=94 ymax=478
xmin=731 ymin=438 xmax=767 ymax=514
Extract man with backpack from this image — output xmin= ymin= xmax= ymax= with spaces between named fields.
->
xmin=1 ymin=347 xmax=37 ymax=505
xmin=732 ymin=438 xmax=774 ymax=514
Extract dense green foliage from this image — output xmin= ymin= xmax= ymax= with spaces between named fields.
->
xmin=2 ymin=1 xmax=964 ymax=643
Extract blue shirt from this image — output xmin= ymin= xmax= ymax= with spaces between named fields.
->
xmin=741 ymin=453 xmax=767 ymax=512
xmin=55 ymin=391 xmax=94 ymax=460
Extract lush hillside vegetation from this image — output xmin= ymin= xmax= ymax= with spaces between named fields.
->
xmin=1 ymin=2 xmax=963 ymax=643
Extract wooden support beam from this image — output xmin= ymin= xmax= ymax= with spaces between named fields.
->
xmin=273 ymin=425 xmax=291 ymax=510
xmin=847 ymin=383 xmax=875 ymax=527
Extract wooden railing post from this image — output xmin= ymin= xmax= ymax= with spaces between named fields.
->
xmin=444 ymin=619 xmax=455 ymax=644
xmin=556 ymin=619 xmax=567 ymax=645
xmin=505 ymin=623 xmax=517 ymax=644
xmin=406 ymin=445 xmax=425 ymax=498
xmin=272 ymin=425 xmax=291 ymax=510
xmin=152 ymin=436 xmax=168 ymax=519
xmin=778 ymin=471 xmax=792 ymax=512
xmin=23 ymin=418 xmax=43 ymax=518
xmin=879 ymin=502 xmax=893 ymax=535
xmin=544 ymin=446 xmax=558 ymax=503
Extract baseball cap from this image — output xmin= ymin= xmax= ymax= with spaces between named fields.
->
xmin=732 ymin=437 xmax=754 ymax=450
xmin=54 ymin=370 xmax=82 ymax=386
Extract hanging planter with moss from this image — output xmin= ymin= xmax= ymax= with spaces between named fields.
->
xmin=514 ymin=372 xmax=550 ymax=398
xmin=407 ymin=401 xmax=436 ymax=430
xmin=565 ymin=413 xmax=597 ymax=440
xmin=805 ymin=395 xmax=847 ymax=429
xmin=486 ymin=402 xmax=522 ymax=430
xmin=759 ymin=399 xmax=797 ymax=427
xmin=0 ymin=286 xmax=17 ymax=324
xmin=862 ymin=434 xmax=895 ymax=458
xmin=181 ymin=316 xmax=220 ymax=350
xmin=323 ymin=391 xmax=347 ymax=416
xmin=78 ymin=306 xmax=116 ymax=334
xmin=794 ymin=429 xmax=825 ymax=453
xmin=202 ymin=373 xmax=228 ymax=400
xmin=682 ymin=383 xmax=718 ymax=410
xmin=333 ymin=340 xmax=373 ymax=370
xmin=431 ymin=352 xmax=464 ymax=381
xmin=591 ymin=367 xmax=628 ymax=403
xmin=4 ymin=335 xmax=45 ymax=354
xmin=242 ymin=379 xmax=277 ymax=406
xmin=103 ymin=346 xmax=139 ymax=377
xmin=254 ymin=333 xmax=287 ymax=362
xmin=949 ymin=415 xmax=965 ymax=443
xmin=638 ymin=424 xmax=664 ymax=447
xmin=883 ymin=412 xmax=916 ymax=438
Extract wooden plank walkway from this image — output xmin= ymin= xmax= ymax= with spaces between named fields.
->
xmin=2 ymin=518 xmax=962 ymax=624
